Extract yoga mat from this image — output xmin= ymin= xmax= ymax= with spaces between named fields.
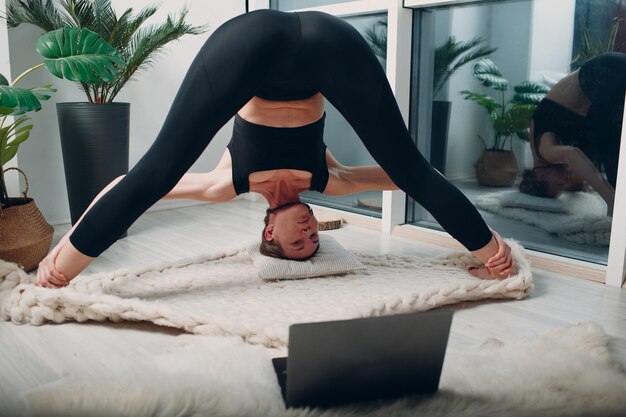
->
xmin=1 ymin=240 xmax=532 ymax=348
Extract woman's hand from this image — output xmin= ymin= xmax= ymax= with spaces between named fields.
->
xmin=35 ymin=248 xmax=69 ymax=288
xmin=469 ymin=231 xmax=517 ymax=280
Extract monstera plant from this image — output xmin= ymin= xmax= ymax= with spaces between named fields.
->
xmin=0 ymin=27 xmax=123 ymax=271
xmin=1 ymin=26 xmax=123 ymax=207
xmin=7 ymin=0 xmax=206 ymax=224
xmin=460 ymin=58 xmax=548 ymax=186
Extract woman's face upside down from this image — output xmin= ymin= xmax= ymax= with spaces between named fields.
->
xmin=265 ymin=203 xmax=320 ymax=259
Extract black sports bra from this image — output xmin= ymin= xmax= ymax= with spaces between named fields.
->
xmin=532 ymin=98 xmax=586 ymax=160
xmin=227 ymin=113 xmax=329 ymax=194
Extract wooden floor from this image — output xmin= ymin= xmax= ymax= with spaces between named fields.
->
xmin=1 ymin=199 xmax=625 ymax=416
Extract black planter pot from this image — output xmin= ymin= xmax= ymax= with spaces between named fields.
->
xmin=57 ymin=103 xmax=129 ymax=235
xmin=430 ymin=100 xmax=451 ymax=174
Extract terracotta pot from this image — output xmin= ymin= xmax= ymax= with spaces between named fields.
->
xmin=474 ymin=150 xmax=518 ymax=187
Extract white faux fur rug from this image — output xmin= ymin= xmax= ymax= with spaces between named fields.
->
xmin=1 ymin=240 xmax=533 ymax=347
xmin=475 ymin=191 xmax=611 ymax=246
xmin=21 ymin=323 xmax=626 ymax=417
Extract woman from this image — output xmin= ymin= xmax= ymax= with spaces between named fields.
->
xmin=36 ymin=9 xmax=515 ymax=288
xmin=521 ymin=52 xmax=625 ymax=216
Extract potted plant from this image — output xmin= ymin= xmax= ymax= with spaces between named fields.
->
xmin=0 ymin=27 xmax=123 ymax=270
xmin=7 ymin=0 xmax=206 ymax=224
xmin=364 ymin=22 xmax=496 ymax=173
xmin=431 ymin=36 xmax=496 ymax=173
xmin=460 ymin=58 xmax=548 ymax=187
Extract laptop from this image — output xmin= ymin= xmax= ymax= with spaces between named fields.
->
xmin=272 ymin=309 xmax=453 ymax=408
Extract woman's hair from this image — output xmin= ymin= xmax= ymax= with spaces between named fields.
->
xmin=260 ymin=211 xmax=289 ymax=259
xmin=260 ymin=205 xmax=321 ymax=261
xmin=519 ymin=169 xmax=550 ymax=197
xmin=519 ymin=166 xmax=567 ymax=198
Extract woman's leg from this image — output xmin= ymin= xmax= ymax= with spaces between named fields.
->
xmin=602 ymin=104 xmax=624 ymax=188
xmin=298 ymin=11 xmax=492 ymax=251
xmin=69 ymin=10 xmax=300 ymax=257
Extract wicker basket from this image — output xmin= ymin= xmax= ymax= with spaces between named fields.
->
xmin=0 ymin=168 xmax=54 ymax=272
xmin=474 ymin=150 xmax=518 ymax=187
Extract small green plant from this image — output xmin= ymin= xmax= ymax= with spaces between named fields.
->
xmin=460 ymin=58 xmax=549 ymax=151
xmin=7 ymin=0 xmax=207 ymax=103
xmin=0 ymin=27 xmax=123 ymax=207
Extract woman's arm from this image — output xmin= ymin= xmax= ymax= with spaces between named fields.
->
xmin=162 ymin=171 xmax=236 ymax=202
xmin=324 ymin=164 xmax=399 ymax=195
xmin=323 ymin=150 xmax=399 ymax=195
xmin=539 ymin=133 xmax=615 ymax=215
xmin=323 ymin=155 xmax=514 ymax=280
xmin=37 ymin=172 xmax=233 ymax=288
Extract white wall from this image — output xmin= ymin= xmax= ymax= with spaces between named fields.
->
xmin=443 ymin=1 xmax=534 ymax=179
xmin=6 ymin=0 xmax=246 ymax=224
xmin=528 ymin=0 xmax=575 ymax=82
xmin=443 ymin=4 xmax=489 ymax=179
xmin=521 ymin=0 xmax=576 ymax=169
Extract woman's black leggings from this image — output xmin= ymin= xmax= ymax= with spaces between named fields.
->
xmin=70 ymin=9 xmax=493 ymax=257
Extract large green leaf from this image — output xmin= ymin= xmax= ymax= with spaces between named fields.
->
xmin=460 ymin=90 xmax=501 ymax=114
xmin=473 ymin=58 xmax=509 ymax=91
xmin=36 ymin=27 xmax=125 ymax=84
xmin=0 ymin=73 xmax=8 ymax=86
xmin=493 ymin=104 xmax=536 ymax=136
xmin=29 ymin=84 xmax=58 ymax=101
xmin=513 ymin=81 xmax=549 ymax=104
xmin=0 ymin=117 xmax=33 ymax=165
xmin=0 ymin=85 xmax=42 ymax=115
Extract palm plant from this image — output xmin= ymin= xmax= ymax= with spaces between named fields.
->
xmin=433 ymin=36 xmax=496 ymax=97
xmin=364 ymin=17 xmax=387 ymax=66
xmin=7 ymin=0 xmax=207 ymax=103
xmin=460 ymin=58 xmax=549 ymax=151
xmin=571 ymin=17 xmax=621 ymax=69
xmin=364 ymin=18 xmax=496 ymax=98
xmin=0 ymin=27 xmax=124 ymax=208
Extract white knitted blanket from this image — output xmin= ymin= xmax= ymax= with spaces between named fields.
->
xmin=476 ymin=191 xmax=611 ymax=246
xmin=1 ymin=240 xmax=533 ymax=348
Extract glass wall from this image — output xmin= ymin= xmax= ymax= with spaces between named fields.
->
xmin=269 ymin=5 xmax=388 ymax=217
xmin=408 ymin=0 xmax=623 ymax=265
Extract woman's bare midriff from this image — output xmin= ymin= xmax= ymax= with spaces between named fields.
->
xmin=235 ymin=93 xmax=325 ymax=198
xmin=237 ymin=92 xmax=325 ymax=127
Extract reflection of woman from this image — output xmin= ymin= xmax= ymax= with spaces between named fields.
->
xmin=37 ymin=10 xmax=515 ymax=288
xmin=521 ymin=52 xmax=625 ymax=216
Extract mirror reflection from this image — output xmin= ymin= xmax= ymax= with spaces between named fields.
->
xmin=409 ymin=0 xmax=624 ymax=264
xmin=298 ymin=13 xmax=388 ymax=217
